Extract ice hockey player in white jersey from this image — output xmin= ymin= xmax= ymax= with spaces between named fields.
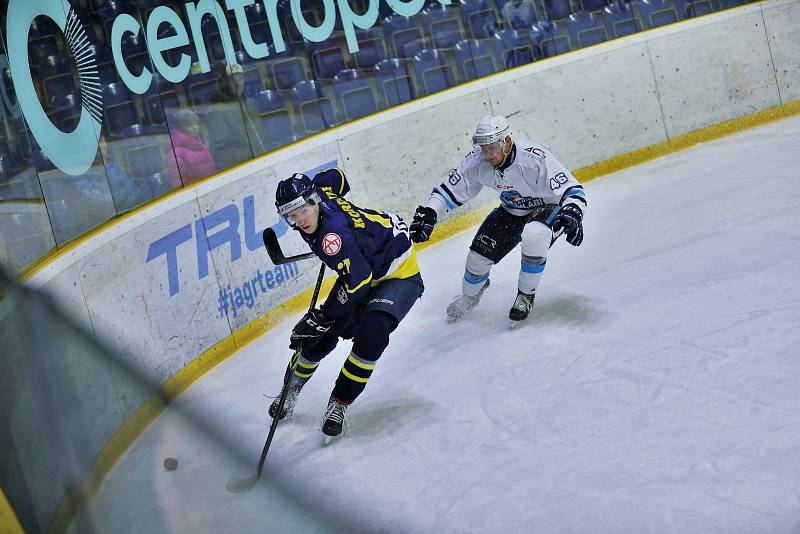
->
xmin=409 ymin=115 xmax=587 ymax=324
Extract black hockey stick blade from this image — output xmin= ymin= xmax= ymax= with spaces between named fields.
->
xmin=263 ymin=228 xmax=315 ymax=265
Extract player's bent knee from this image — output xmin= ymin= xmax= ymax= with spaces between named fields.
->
xmin=352 ymin=311 xmax=395 ymax=360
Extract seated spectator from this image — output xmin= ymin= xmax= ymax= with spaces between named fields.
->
xmin=206 ymin=62 xmax=267 ymax=170
xmin=166 ymin=109 xmax=217 ymax=186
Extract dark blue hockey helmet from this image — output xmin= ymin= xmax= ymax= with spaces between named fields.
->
xmin=275 ymin=173 xmax=321 ymax=223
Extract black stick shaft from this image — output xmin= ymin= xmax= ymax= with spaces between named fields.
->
xmin=254 ymin=262 xmax=326 ymax=478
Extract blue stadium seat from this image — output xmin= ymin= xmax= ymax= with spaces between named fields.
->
xmin=39 ymin=57 xmax=76 ymax=107
xmin=0 ymin=154 xmax=19 ymax=184
xmin=29 ymin=17 xmax=57 ymax=41
xmin=252 ymin=89 xmax=296 ymax=148
xmin=382 ymin=14 xmax=426 ymax=58
xmin=277 ymin=0 xmax=317 ymax=44
xmin=96 ymin=0 xmax=129 ymax=40
xmin=602 ymin=1 xmax=642 ymax=37
xmin=36 ymin=55 xmax=69 ymax=80
xmin=307 ymin=38 xmax=349 ymax=80
xmin=492 ymin=29 xmax=536 ymax=69
xmin=454 ymin=39 xmax=498 ymax=81
xmin=125 ymin=141 xmax=165 ymax=196
xmin=499 ymin=0 xmax=539 ymax=30
xmin=353 ymin=29 xmax=388 ymax=70
xmin=374 ymin=58 xmax=416 ymax=107
xmin=333 ymin=69 xmax=379 ymax=122
xmin=421 ymin=4 xmax=465 ymax=49
xmin=105 ymin=100 xmax=139 ymax=136
xmin=412 ymin=48 xmax=456 ymax=96
xmin=29 ymin=40 xmax=60 ymax=68
xmin=580 ymin=0 xmax=607 ymax=11
xmin=121 ymin=33 xmax=150 ymax=77
xmin=638 ymin=0 xmax=680 ymax=27
xmin=542 ymin=0 xmax=573 ymax=19
xmin=146 ymin=88 xmax=180 ymax=125
xmin=290 ymin=80 xmax=336 ymax=136
xmin=460 ymin=0 xmax=502 ymax=39
xmin=567 ymin=11 xmax=608 ymax=47
xmin=674 ymin=0 xmax=719 ymax=17
xmin=244 ymin=2 xmax=270 ymax=44
xmin=50 ymin=93 xmax=81 ymax=131
xmin=718 ymin=0 xmax=747 ymax=8
xmin=530 ymin=20 xmax=571 ymax=58
xmin=265 ymin=44 xmax=310 ymax=91
xmin=117 ymin=123 xmax=153 ymax=138
xmin=187 ymin=73 xmax=218 ymax=106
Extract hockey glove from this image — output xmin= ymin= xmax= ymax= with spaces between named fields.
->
xmin=409 ymin=206 xmax=437 ymax=243
xmin=289 ymin=309 xmax=334 ymax=350
xmin=552 ymin=204 xmax=584 ymax=246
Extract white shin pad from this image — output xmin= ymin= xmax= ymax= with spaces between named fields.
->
xmin=462 ymin=250 xmax=494 ymax=297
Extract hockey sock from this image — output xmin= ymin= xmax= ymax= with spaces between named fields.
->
xmin=331 ymin=311 xmax=395 ymax=404
xmin=462 ymin=250 xmax=493 ymax=297
xmin=519 ymin=254 xmax=546 ymax=294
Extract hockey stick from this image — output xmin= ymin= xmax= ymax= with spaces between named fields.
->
xmin=263 ymin=227 xmax=316 ymax=264
xmin=226 ymin=262 xmax=326 ymax=493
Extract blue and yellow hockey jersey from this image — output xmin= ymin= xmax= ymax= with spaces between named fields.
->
xmin=299 ymin=168 xmax=419 ymax=318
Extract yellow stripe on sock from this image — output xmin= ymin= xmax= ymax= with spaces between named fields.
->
xmin=347 ymin=353 xmax=376 ymax=370
xmin=341 ymin=367 xmax=370 ymax=383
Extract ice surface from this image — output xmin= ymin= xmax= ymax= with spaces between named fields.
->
xmin=79 ymin=116 xmax=800 ymax=533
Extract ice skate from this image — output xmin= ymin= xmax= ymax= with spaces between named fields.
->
xmin=268 ymin=374 xmax=306 ymax=420
xmin=321 ymin=397 xmax=348 ymax=443
xmin=446 ymin=279 xmax=490 ymax=324
xmin=509 ymin=289 xmax=535 ymax=326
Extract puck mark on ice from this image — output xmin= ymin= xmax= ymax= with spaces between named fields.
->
xmin=322 ymin=233 xmax=342 ymax=256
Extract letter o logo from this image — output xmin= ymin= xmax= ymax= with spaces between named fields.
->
xmin=7 ymin=0 xmax=103 ymax=175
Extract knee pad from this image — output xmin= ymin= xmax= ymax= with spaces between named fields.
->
xmin=521 ymin=222 xmax=552 ymax=257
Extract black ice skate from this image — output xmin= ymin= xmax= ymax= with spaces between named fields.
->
xmin=509 ymin=289 xmax=535 ymax=323
xmin=321 ymin=397 xmax=348 ymax=439
xmin=268 ymin=374 xmax=306 ymax=420
xmin=446 ymin=279 xmax=490 ymax=324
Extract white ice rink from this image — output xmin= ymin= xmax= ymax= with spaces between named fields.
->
xmin=80 ymin=116 xmax=800 ymax=533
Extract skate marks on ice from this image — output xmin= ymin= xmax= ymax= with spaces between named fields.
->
xmin=276 ymin=397 xmax=435 ymax=442
xmin=444 ymin=291 xmax=602 ymax=330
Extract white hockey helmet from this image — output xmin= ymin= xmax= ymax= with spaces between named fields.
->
xmin=472 ymin=115 xmax=511 ymax=146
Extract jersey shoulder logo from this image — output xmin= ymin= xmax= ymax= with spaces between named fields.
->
xmin=322 ymin=233 xmax=342 ymax=256
xmin=523 ymin=146 xmax=546 ymax=160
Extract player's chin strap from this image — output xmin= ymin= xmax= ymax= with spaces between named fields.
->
xmin=497 ymin=138 xmax=513 ymax=168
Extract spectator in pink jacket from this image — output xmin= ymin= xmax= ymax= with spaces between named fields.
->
xmin=166 ymin=109 xmax=217 ymax=187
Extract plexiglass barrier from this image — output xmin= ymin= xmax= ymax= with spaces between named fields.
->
xmin=0 ymin=0 xmax=754 ymax=276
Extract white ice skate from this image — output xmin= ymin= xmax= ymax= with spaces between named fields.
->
xmin=446 ymin=280 xmax=490 ymax=324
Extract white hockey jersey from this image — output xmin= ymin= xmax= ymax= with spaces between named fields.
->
xmin=426 ymin=139 xmax=587 ymax=222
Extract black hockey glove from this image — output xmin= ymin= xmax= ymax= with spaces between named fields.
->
xmin=409 ymin=206 xmax=437 ymax=243
xmin=552 ymin=204 xmax=584 ymax=246
xmin=289 ymin=309 xmax=334 ymax=350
